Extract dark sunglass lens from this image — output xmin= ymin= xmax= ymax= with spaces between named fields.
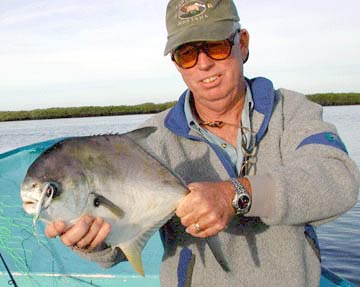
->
xmin=173 ymin=37 xmax=233 ymax=68
xmin=206 ymin=40 xmax=232 ymax=60
xmin=174 ymin=45 xmax=198 ymax=68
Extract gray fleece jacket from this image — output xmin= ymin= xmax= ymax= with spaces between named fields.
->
xmin=77 ymin=77 xmax=360 ymax=287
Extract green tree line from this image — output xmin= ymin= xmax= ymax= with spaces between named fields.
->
xmin=0 ymin=93 xmax=359 ymax=122
xmin=306 ymin=93 xmax=360 ymax=106
xmin=0 ymin=102 xmax=176 ymax=122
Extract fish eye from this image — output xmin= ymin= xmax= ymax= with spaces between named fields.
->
xmin=46 ymin=187 xmax=53 ymax=197
xmin=32 ymin=183 xmax=38 ymax=188
xmin=94 ymin=197 xmax=101 ymax=207
xmin=46 ymin=182 xmax=60 ymax=198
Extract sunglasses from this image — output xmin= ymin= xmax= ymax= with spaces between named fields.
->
xmin=171 ymin=31 xmax=238 ymax=69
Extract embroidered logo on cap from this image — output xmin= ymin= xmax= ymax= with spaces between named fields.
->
xmin=178 ymin=1 xmax=207 ymax=19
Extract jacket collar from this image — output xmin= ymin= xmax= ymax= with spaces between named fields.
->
xmin=164 ymin=77 xmax=275 ymax=144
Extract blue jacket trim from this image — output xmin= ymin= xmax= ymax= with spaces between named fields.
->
xmin=164 ymin=90 xmax=191 ymax=138
xmin=296 ymin=132 xmax=348 ymax=154
xmin=164 ymin=77 xmax=276 ymax=177
xmin=247 ymin=77 xmax=275 ymax=144
xmin=177 ymin=247 xmax=195 ymax=287
xmin=304 ymin=224 xmax=321 ymax=262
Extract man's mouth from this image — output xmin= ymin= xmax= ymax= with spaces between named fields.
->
xmin=201 ymin=75 xmax=219 ymax=83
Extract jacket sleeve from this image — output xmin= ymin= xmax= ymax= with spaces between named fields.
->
xmin=247 ymin=89 xmax=360 ymax=226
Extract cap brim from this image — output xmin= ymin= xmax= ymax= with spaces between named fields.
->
xmin=164 ymin=20 xmax=236 ymax=56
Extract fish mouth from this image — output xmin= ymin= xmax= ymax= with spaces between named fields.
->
xmin=21 ymin=182 xmax=57 ymax=226
xmin=21 ymin=187 xmax=42 ymax=215
xmin=22 ymin=198 xmax=37 ymax=215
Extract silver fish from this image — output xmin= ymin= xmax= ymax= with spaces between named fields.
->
xmin=20 ymin=127 xmax=188 ymax=276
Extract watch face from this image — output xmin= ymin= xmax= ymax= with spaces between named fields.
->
xmin=237 ymin=194 xmax=250 ymax=210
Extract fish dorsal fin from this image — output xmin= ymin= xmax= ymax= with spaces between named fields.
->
xmin=125 ymin=127 xmax=157 ymax=148
xmin=118 ymin=211 xmax=174 ymax=277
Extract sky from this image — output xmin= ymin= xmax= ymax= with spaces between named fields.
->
xmin=0 ymin=0 xmax=359 ymax=111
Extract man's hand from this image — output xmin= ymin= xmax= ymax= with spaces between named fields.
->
xmin=45 ymin=215 xmax=111 ymax=251
xmin=176 ymin=181 xmax=236 ymax=238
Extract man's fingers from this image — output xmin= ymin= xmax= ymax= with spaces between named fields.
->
xmin=75 ymin=217 xmax=105 ymax=249
xmin=176 ymin=188 xmax=201 ymax=218
xmin=60 ymin=215 xmax=94 ymax=246
xmin=175 ymin=197 xmax=191 ymax=218
xmin=45 ymin=221 xmax=66 ymax=238
xmin=179 ymin=212 xmax=198 ymax=227
xmin=186 ymin=221 xmax=226 ymax=238
xmin=88 ymin=221 xmax=111 ymax=250
xmin=44 ymin=215 xmax=111 ymax=251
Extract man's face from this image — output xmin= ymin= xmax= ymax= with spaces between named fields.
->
xmin=174 ymin=29 xmax=250 ymax=109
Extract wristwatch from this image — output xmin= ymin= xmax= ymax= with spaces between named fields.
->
xmin=230 ymin=178 xmax=252 ymax=215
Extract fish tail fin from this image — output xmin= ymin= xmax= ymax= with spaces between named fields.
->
xmin=206 ymin=236 xmax=231 ymax=272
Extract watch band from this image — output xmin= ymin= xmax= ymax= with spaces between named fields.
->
xmin=230 ymin=178 xmax=252 ymax=215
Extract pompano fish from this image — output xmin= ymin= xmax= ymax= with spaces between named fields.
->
xmin=20 ymin=127 xmax=188 ymax=276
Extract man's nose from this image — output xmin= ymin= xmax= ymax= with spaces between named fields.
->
xmin=197 ymin=49 xmax=214 ymax=70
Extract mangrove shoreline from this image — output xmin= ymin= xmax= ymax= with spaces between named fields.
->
xmin=0 ymin=93 xmax=359 ymax=122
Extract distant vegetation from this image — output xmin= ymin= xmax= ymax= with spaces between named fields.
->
xmin=306 ymin=93 xmax=360 ymax=106
xmin=0 ymin=93 xmax=359 ymax=122
xmin=0 ymin=102 xmax=176 ymax=122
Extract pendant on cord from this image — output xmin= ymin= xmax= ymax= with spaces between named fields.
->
xmin=199 ymin=121 xmax=241 ymax=128
xmin=199 ymin=120 xmax=225 ymax=128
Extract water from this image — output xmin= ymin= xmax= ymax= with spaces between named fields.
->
xmin=0 ymin=114 xmax=153 ymax=153
xmin=0 ymin=106 xmax=359 ymax=285
xmin=318 ymin=106 xmax=360 ymax=285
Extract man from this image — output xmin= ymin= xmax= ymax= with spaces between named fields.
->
xmin=46 ymin=1 xmax=360 ymax=286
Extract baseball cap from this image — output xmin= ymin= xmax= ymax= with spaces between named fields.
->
xmin=164 ymin=0 xmax=240 ymax=55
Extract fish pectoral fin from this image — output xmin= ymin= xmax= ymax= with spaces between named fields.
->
xmin=91 ymin=193 xmax=125 ymax=218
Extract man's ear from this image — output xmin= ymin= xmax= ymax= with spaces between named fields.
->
xmin=239 ymin=29 xmax=250 ymax=63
